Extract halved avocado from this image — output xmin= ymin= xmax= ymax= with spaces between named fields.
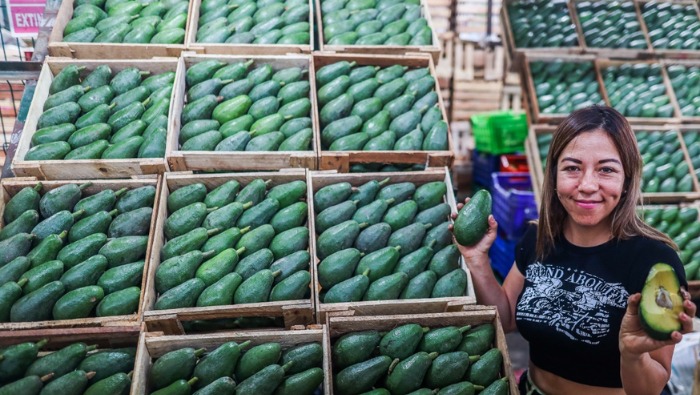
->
xmin=640 ymin=263 xmax=684 ymax=340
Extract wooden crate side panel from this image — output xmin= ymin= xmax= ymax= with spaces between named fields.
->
xmin=12 ymin=58 xmax=176 ymax=179
xmin=47 ymin=0 xmax=189 ymax=58
xmin=185 ymin=0 xmax=312 ymax=54
xmin=167 ymin=54 xmax=319 ymax=172
xmin=0 ymin=177 xmax=161 ymax=330
xmin=327 ymin=309 xmax=518 ymax=395
xmin=143 ymin=172 xmax=315 ymax=332
xmin=313 ymin=53 xmax=453 ymax=171
xmin=134 ymin=329 xmax=331 ymax=393
xmin=309 ymin=168 xmax=476 ymax=323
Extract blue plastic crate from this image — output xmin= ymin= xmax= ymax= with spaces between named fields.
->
xmin=491 ymin=172 xmax=538 ymax=240
xmin=472 ymin=150 xmax=501 ymax=190
xmin=489 ymin=234 xmax=518 ymax=279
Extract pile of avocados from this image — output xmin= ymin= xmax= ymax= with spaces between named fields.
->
xmin=154 ymin=179 xmax=311 ymax=311
xmin=332 ymin=323 xmax=506 ymax=395
xmin=638 ymin=130 xmax=695 ymax=193
xmin=320 ymin=0 xmax=433 ymax=46
xmin=0 ymin=339 xmax=136 ymax=395
xmin=576 ymin=0 xmax=647 ymax=49
xmin=641 ymin=205 xmax=700 ymax=280
xmin=0 ymin=182 xmax=155 ymax=322
xmin=178 ymin=60 xmax=313 ymax=152
xmin=315 ymin=178 xmax=469 ymax=303
xmin=530 ymin=60 xmax=605 ymax=115
xmin=195 ymin=0 xmax=310 ymax=44
xmin=316 ymin=61 xmax=448 ymax=152
xmin=667 ymin=65 xmax=700 ymax=117
xmin=148 ymin=340 xmax=323 ymax=394
xmin=601 ymin=63 xmax=675 ymax=118
xmin=641 ymin=1 xmax=700 ymax=50
xmin=27 ymin=65 xmax=173 ymax=161
xmin=62 ymin=0 xmax=189 ymax=43
xmin=507 ymin=0 xmax=579 ymax=49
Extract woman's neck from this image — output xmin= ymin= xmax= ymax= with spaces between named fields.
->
xmin=562 ymin=218 xmax=614 ymax=247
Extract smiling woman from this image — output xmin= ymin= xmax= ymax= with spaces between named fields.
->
xmin=452 ymin=105 xmax=697 ymax=395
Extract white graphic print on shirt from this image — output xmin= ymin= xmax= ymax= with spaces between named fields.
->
xmin=516 ymin=263 xmax=629 ymax=345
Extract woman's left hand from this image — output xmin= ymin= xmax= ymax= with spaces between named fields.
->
xmin=619 ymin=290 xmax=696 ymax=356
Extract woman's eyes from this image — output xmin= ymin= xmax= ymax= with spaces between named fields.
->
xmin=560 ymin=166 xmax=619 ymax=173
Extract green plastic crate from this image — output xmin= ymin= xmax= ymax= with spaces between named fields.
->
xmin=471 ymin=111 xmax=528 ymax=155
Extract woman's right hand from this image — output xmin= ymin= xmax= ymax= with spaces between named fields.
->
xmin=448 ymin=197 xmax=499 ymax=263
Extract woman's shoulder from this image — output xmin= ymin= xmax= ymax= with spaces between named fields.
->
xmin=624 ymin=234 xmax=676 ymax=255
xmin=623 ymin=234 xmax=683 ymax=271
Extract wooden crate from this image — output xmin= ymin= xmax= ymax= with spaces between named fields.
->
xmin=325 ymin=307 xmax=518 ymax=395
xmin=12 ymin=57 xmax=175 ymax=180
xmin=316 ymin=0 xmax=442 ymax=65
xmin=571 ymin=0 xmax=654 ymax=60
xmin=500 ymin=0 xmax=584 ymax=70
xmin=454 ymin=40 xmax=504 ymax=82
xmin=596 ymin=59 xmax=682 ymax=126
xmin=527 ymin=124 xmax=700 ymax=204
xmin=661 ymin=60 xmax=700 ymax=124
xmin=0 ymin=177 xmax=161 ymax=330
xmin=47 ymin=0 xmax=191 ymax=58
xmin=314 ymin=53 xmax=454 ymax=172
xmin=0 ymin=326 xmax=141 ymax=392
xmin=185 ymin=0 xmax=313 ymax=55
xmin=451 ymin=120 xmax=473 ymax=165
xmin=133 ymin=327 xmax=331 ymax=394
xmin=635 ymin=0 xmax=700 ymax=60
xmin=522 ymin=53 xmax=602 ymax=125
xmin=166 ymin=54 xmax=319 ymax=172
xmin=456 ymin=0 xmax=502 ymax=38
xmin=450 ymin=79 xmax=503 ymax=123
xmin=309 ymin=168 xmax=476 ymax=323
xmin=435 ymin=32 xmax=455 ymax=81
xmin=427 ymin=0 xmax=454 ymax=34
xmin=142 ymin=171 xmax=315 ymax=335
xmin=501 ymin=77 xmax=522 ymax=112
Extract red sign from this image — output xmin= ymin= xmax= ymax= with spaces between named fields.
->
xmin=5 ymin=0 xmax=46 ymax=38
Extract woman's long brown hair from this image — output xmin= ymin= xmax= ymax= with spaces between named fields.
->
xmin=536 ymin=105 xmax=676 ymax=259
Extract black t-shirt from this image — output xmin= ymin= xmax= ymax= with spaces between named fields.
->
xmin=514 ymin=224 xmax=687 ymax=388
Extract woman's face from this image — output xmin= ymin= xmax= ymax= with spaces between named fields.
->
xmin=555 ymin=129 xmax=626 ymax=233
